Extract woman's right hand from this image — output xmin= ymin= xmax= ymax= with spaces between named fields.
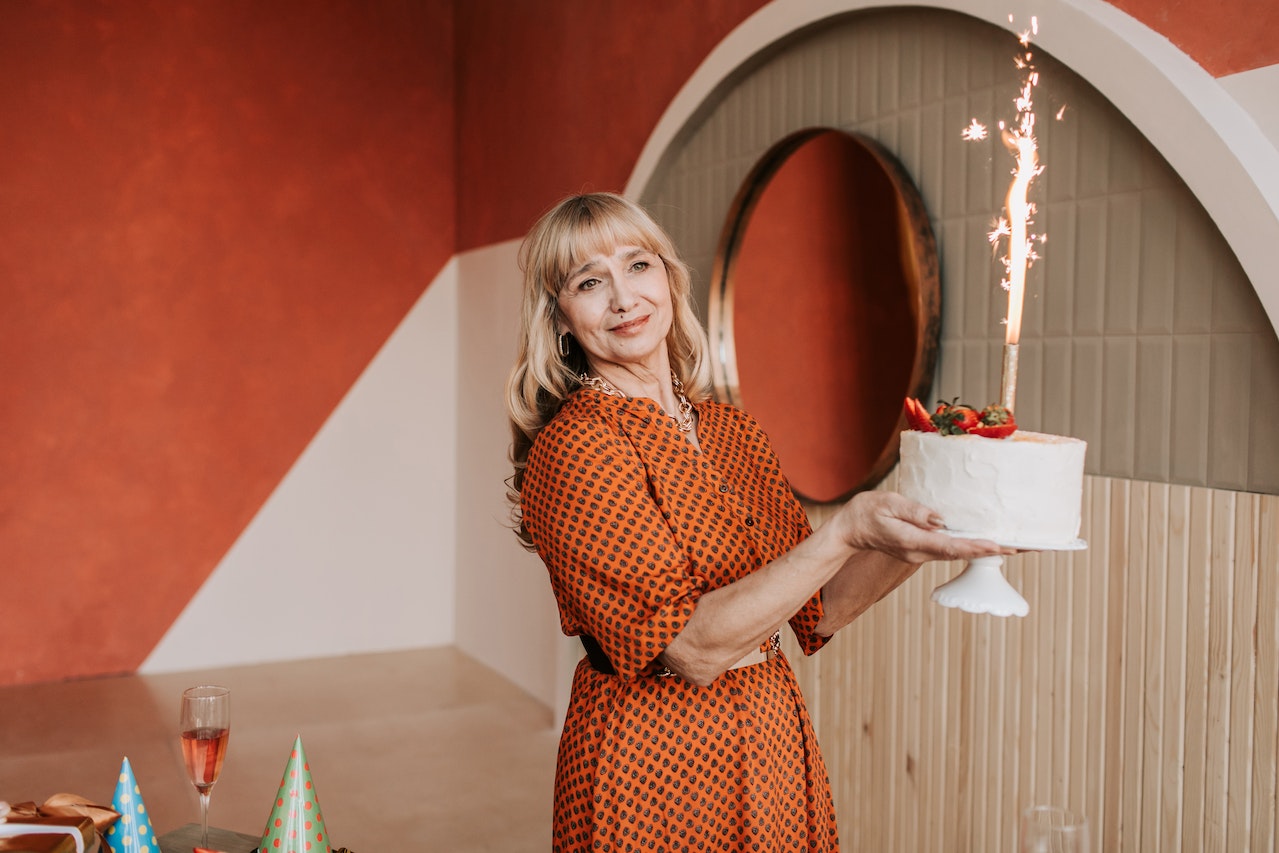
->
xmin=834 ymin=491 xmax=1013 ymax=564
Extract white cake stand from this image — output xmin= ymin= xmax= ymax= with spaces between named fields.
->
xmin=930 ymin=536 xmax=1087 ymax=617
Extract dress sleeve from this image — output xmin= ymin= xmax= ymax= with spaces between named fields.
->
xmin=523 ymin=414 xmax=706 ymax=679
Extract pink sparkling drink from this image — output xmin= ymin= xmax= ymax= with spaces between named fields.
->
xmin=181 ymin=726 xmax=229 ymax=793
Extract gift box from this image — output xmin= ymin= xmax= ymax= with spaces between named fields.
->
xmin=0 ymin=794 xmax=117 ymax=853
xmin=0 ymin=814 xmax=98 ymax=853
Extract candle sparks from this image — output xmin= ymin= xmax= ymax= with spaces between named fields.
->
xmin=988 ymin=218 xmax=1011 ymax=245
xmin=966 ymin=16 xmax=1055 ymax=348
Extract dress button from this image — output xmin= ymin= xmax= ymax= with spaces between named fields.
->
xmin=744 ymin=516 xmax=755 ymax=527
xmin=719 ymin=484 xmax=730 ymax=493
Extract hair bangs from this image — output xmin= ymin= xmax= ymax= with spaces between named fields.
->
xmin=542 ymin=199 xmax=666 ymax=295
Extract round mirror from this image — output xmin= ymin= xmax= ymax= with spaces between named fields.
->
xmin=710 ymin=128 xmax=940 ymax=503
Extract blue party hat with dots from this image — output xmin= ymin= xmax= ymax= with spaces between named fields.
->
xmin=105 ymin=757 xmax=159 ymax=853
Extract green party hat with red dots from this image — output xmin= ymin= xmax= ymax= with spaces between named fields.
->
xmin=105 ymin=757 xmax=159 ymax=853
xmin=258 ymin=736 xmax=331 ymax=853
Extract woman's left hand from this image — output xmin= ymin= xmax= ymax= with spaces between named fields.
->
xmin=811 ymin=492 xmax=1016 ymax=636
xmin=834 ymin=491 xmax=1014 ymax=563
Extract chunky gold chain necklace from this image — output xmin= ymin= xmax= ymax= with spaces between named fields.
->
xmin=578 ymin=371 xmax=696 ymax=432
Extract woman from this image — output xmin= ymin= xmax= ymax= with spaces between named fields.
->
xmin=507 ymin=192 xmax=1008 ymax=851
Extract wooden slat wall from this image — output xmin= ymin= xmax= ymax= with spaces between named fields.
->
xmin=791 ymin=473 xmax=1279 ymax=851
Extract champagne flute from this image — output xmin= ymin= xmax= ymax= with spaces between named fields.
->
xmin=1020 ymin=805 xmax=1090 ymax=853
xmin=180 ymin=685 xmax=231 ymax=847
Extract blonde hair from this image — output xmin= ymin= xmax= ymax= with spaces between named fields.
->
xmin=505 ymin=192 xmax=712 ymax=546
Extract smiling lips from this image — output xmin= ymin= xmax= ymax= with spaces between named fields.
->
xmin=610 ymin=315 xmax=649 ymax=334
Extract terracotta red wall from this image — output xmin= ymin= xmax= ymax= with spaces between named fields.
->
xmin=454 ymin=0 xmax=772 ymax=251
xmin=0 ymin=0 xmax=455 ymax=684
xmin=1108 ymin=0 xmax=1279 ymax=76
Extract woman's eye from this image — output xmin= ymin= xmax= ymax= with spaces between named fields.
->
xmin=576 ymin=277 xmax=600 ymax=291
xmin=630 ymin=261 xmax=650 ymax=273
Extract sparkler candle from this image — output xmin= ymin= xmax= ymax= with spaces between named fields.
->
xmin=966 ymin=16 xmax=1048 ymax=412
xmin=900 ymin=31 xmax=1084 ymax=618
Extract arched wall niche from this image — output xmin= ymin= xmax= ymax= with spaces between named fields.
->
xmin=710 ymin=127 xmax=940 ymax=502
xmin=629 ymin=0 xmax=1279 ymax=336
xmin=638 ymin=6 xmax=1279 ymax=494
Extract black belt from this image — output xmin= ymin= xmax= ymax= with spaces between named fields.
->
xmin=579 ymin=631 xmax=781 ymax=678
xmin=579 ymin=634 xmax=616 ymax=675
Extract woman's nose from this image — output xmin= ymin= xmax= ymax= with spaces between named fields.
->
xmin=609 ymin=276 xmax=638 ymax=312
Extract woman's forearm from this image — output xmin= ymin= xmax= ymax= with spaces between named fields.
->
xmin=813 ymin=551 xmax=921 ymax=637
xmin=658 ymin=491 xmax=1008 ymax=685
xmin=658 ymin=520 xmax=854 ymax=685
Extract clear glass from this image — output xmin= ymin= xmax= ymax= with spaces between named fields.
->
xmin=179 ymin=685 xmax=231 ymax=846
xmin=1020 ymin=805 xmax=1090 ymax=853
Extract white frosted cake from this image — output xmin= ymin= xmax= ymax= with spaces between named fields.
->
xmin=898 ymin=429 xmax=1087 ymax=548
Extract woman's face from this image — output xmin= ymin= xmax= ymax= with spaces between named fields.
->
xmin=556 ymin=244 xmax=673 ymax=373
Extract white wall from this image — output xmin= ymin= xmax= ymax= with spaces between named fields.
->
xmin=452 ymin=240 xmax=577 ymax=713
xmin=142 ymin=263 xmax=460 ymax=673
xmin=1221 ymin=63 xmax=1279 ymax=150
xmin=142 ymin=237 xmax=575 ymax=715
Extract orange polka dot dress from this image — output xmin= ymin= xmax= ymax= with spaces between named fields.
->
xmin=522 ymin=390 xmax=840 ymax=852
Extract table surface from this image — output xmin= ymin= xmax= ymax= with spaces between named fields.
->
xmin=157 ymin=823 xmax=258 ymax=853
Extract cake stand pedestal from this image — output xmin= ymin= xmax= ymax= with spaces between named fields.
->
xmin=931 ymin=555 xmax=1029 ymax=617
xmin=931 ymin=539 xmax=1086 ymax=617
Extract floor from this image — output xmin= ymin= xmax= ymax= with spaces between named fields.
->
xmin=0 ymin=648 xmax=559 ymax=852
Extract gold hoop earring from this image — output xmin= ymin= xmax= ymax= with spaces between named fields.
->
xmin=558 ymin=333 xmax=570 ymax=358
